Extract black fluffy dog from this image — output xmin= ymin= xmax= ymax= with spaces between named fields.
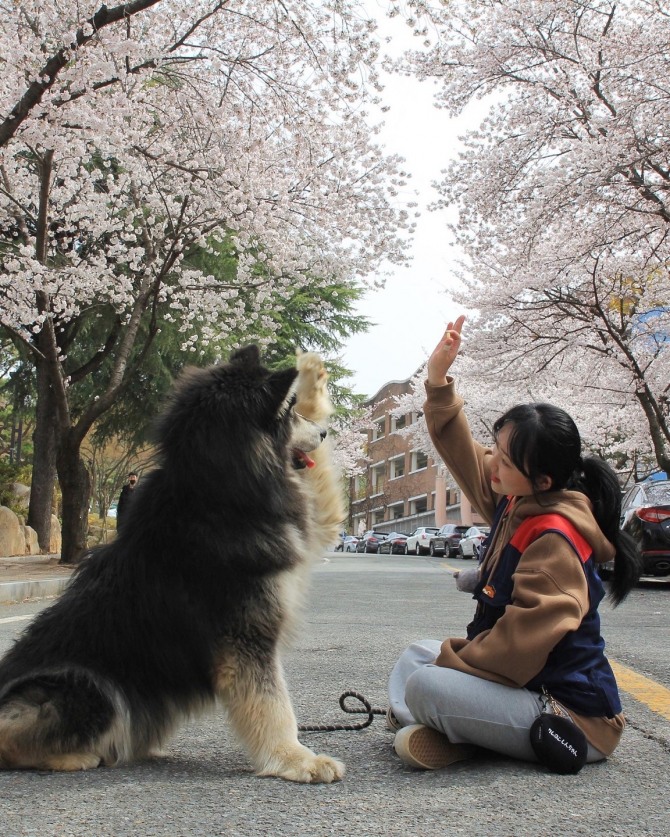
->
xmin=0 ymin=346 xmax=344 ymax=783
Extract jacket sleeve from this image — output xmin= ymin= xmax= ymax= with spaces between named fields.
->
xmin=434 ymin=533 xmax=590 ymax=687
xmin=423 ymin=378 xmax=499 ymax=523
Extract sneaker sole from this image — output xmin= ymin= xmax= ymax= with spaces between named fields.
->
xmin=394 ymin=724 xmax=478 ymax=770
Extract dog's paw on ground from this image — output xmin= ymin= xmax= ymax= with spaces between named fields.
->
xmin=259 ymin=746 xmax=345 ymax=783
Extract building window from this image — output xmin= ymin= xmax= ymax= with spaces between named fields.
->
xmin=391 ymin=414 xmax=406 ymax=431
xmin=409 ymin=495 xmax=428 ymax=515
xmin=388 ymin=501 xmax=404 ymax=520
xmin=411 ymin=450 xmax=428 ymax=471
xmin=353 ymin=475 xmax=367 ymax=501
xmin=372 ymin=417 xmax=386 ymax=441
xmin=371 ymin=463 xmax=385 ymax=495
xmin=389 ymin=455 xmax=405 ymax=479
xmin=446 ymin=487 xmax=461 ymax=505
xmin=371 ymin=507 xmax=385 ymax=525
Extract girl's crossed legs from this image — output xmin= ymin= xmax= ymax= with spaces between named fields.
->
xmin=388 ymin=639 xmax=604 ymax=763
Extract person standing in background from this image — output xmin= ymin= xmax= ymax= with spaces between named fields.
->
xmin=117 ymin=472 xmax=139 ymax=529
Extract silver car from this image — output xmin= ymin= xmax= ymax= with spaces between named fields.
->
xmin=405 ymin=527 xmax=440 ymax=555
xmin=458 ymin=526 xmax=491 ymax=559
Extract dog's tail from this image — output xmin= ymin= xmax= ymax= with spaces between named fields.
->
xmin=0 ymin=668 xmax=127 ymax=770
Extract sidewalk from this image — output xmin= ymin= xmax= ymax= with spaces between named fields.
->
xmin=0 ymin=554 xmax=74 ymax=604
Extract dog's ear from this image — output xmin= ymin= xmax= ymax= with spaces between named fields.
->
xmin=269 ymin=367 xmax=299 ymax=418
xmin=230 ymin=345 xmax=261 ymax=367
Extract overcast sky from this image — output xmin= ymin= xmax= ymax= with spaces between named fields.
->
xmin=340 ymin=4 xmax=483 ymax=398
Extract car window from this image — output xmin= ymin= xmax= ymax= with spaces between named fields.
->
xmin=644 ymin=483 xmax=670 ymax=505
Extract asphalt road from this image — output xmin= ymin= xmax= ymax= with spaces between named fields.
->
xmin=0 ymin=553 xmax=668 ymax=837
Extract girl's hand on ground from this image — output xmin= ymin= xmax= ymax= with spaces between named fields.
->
xmin=426 ymin=315 xmax=465 ymax=386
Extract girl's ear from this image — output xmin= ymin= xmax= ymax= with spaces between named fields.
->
xmin=536 ymin=474 xmax=553 ymax=492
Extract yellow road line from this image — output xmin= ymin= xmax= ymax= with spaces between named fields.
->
xmin=441 ymin=562 xmax=462 ymax=573
xmin=610 ymin=660 xmax=670 ymax=721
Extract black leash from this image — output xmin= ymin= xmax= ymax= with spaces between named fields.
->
xmin=298 ymin=690 xmax=387 ymax=732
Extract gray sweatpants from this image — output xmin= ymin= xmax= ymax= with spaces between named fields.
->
xmin=388 ymin=639 xmax=605 ymax=763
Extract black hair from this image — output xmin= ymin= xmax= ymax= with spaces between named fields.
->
xmin=493 ymin=403 xmax=641 ymax=606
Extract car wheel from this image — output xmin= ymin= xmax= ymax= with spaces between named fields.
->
xmin=429 ymin=542 xmax=435 ymax=556
xmin=404 ymin=544 xmax=409 ymax=555
xmin=458 ymin=545 xmax=464 ymax=558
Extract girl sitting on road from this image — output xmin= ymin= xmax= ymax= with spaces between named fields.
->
xmin=388 ymin=315 xmax=641 ymax=772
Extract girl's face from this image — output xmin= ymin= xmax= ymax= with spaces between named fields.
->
xmin=490 ymin=423 xmax=548 ymax=497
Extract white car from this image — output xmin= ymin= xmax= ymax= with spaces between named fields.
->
xmin=405 ymin=527 xmax=440 ymax=555
xmin=458 ymin=526 xmax=491 ymax=559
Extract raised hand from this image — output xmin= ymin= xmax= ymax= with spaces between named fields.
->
xmin=426 ymin=315 xmax=465 ymax=386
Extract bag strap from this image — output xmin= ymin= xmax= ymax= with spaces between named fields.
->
xmin=509 ymin=513 xmax=592 ymax=564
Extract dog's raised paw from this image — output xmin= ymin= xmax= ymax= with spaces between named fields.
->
xmin=295 ymin=351 xmax=332 ymax=423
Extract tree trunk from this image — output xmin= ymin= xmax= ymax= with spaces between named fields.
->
xmin=27 ymin=355 xmax=56 ymax=552
xmin=57 ymin=434 xmax=92 ymax=565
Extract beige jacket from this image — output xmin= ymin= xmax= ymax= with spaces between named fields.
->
xmin=423 ymin=378 xmax=625 ymax=756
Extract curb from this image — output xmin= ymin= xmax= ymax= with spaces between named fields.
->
xmin=0 ymin=576 xmax=72 ymax=605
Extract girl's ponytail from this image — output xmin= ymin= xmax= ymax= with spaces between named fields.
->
xmin=577 ymin=458 xmax=642 ymax=606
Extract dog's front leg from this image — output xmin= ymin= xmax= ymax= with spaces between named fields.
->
xmin=223 ymin=658 xmax=344 ymax=784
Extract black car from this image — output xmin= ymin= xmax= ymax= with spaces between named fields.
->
xmin=428 ymin=524 xmax=471 ymax=557
xmin=355 ymin=530 xmax=388 ymax=554
xmin=378 ymin=532 xmax=409 ymax=555
xmin=617 ymin=480 xmax=670 ymax=577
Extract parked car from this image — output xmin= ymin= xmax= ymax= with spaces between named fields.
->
xmin=336 ymin=535 xmax=359 ymax=553
xmin=602 ymin=480 xmax=670 ymax=579
xmin=458 ymin=526 xmax=491 ymax=559
xmin=378 ymin=532 xmax=410 ymax=555
xmin=356 ymin=530 xmax=388 ymax=554
xmin=428 ymin=524 xmax=471 ymax=557
xmin=405 ymin=527 xmax=440 ymax=556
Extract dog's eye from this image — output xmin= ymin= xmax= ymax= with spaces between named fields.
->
xmin=288 ymin=394 xmax=297 ymax=410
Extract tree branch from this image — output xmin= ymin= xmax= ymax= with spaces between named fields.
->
xmin=0 ymin=0 xmax=163 ymax=148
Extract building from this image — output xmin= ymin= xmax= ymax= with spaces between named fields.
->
xmin=347 ymin=376 xmax=485 ymax=537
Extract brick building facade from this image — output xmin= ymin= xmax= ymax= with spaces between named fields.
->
xmin=347 ymin=376 xmax=485 ymax=537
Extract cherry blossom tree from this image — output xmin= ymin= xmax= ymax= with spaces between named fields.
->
xmin=395 ymin=0 xmax=670 ymax=474
xmin=0 ymin=0 xmax=414 ymax=562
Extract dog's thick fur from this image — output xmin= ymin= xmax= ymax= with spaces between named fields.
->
xmin=0 ymin=346 xmax=345 ymax=783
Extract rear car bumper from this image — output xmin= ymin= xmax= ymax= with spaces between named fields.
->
xmin=641 ymin=551 xmax=670 ymax=576
xmin=601 ymin=551 xmax=670 ymax=578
